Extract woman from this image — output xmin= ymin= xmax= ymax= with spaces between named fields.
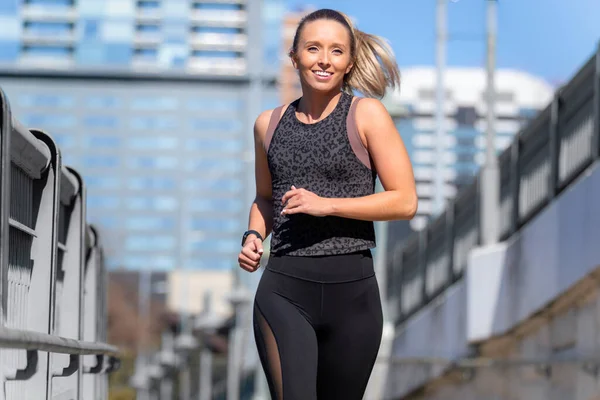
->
xmin=237 ymin=9 xmax=417 ymax=400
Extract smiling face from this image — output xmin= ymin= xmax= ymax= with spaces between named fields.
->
xmin=291 ymin=19 xmax=354 ymax=94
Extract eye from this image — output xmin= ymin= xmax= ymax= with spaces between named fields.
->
xmin=332 ymin=49 xmax=343 ymax=55
xmin=307 ymin=46 xmax=319 ymax=52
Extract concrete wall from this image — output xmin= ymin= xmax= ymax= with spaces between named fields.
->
xmin=468 ymin=161 xmax=600 ymax=342
xmin=384 ymin=162 xmax=600 ymax=399
xmin=406 ymin=280 xmax=600 ymax=400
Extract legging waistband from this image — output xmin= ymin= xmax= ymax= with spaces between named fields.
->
xmin=265 ymin=249 xmax=375 ymax=283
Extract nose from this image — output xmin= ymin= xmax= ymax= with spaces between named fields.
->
xmin=318 ymin=51 xmax=330 ymax=66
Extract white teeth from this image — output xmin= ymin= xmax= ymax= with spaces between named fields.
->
xmin=314 ymin=71 xmax=332 ymax=77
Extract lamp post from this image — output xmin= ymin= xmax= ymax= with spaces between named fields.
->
xmin=195 ymin=291 xmax=225 ymax=400
xmin=225 ymin=286 xmax=253 ymax=400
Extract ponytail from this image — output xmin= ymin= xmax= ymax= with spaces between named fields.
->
xmin=291 ymin=9 xmax=401 ymax=98
xmin=344 ymin=27 xmax=401 ymax=98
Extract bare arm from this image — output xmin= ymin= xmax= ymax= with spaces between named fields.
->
xmin=245 ymin=109 xmax=274 ymax=242
xmin=281 ymin=98 xmax=417 ymax=221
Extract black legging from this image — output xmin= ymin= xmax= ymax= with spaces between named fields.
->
xmin=253 ymin=250 xmax=383 ymax=400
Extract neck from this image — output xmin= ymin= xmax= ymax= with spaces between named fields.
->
xmin=297 ymin=87 xmax=344 ymax=123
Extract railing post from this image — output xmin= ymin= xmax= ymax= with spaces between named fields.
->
xmin=593 ymin=41 xmax=600 ymax=160
xmin=548 ymin=93 xmax=561 ymax=201
xmin=0 ymin=88 xmax=11 ymax=326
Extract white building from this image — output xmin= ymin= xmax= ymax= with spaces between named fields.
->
xmin=383 ymin=67 xmax=554 ymax=231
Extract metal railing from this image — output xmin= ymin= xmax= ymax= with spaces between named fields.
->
xmin=386 ymin=42 xmax=600 ymax=326
xmin=0 ymin=87 xmax=119 ymax=400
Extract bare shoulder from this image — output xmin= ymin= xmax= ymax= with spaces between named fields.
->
xmin=254 ymin=109 xmax=273 ymax=142
xmin=355 ymin=97 xmax=394 ymax=134
xmin=355 ymin=97 xmax=390 ymax=118
xmin=254 ymin=104 xmax=290 ymax=142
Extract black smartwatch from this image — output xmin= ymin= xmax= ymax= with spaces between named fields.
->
xmin=241 ymin=230 xmax=263 ymax=246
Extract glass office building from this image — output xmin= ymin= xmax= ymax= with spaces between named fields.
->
xmin=0 ymin=0 xmax=283 ymax=271
xmin=382 ymin=67 xmax=554 ymax=232
xmin=0 ymin=0 xmax=283 ymax=76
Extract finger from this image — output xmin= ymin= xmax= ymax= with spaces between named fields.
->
xmin=242 ymin=246 xmax=261 ymax=261
xmin=238 ymin=255 xmax=256 ymax=272
xmin=282 ymin=204 xmax=304 ymax=215
xmin=281 ymin=198 xmax=299 ymax=214
xmin=238 ymin=255 xmax=260 ymax=271
xmin=254 ymin=238 xmax=264 ymax=254
xmin=282 ymin=189 xmax=300 ymax=204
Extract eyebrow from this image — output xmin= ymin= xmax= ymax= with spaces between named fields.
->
xmin=304 ymin=41 xmax=348 ymax=49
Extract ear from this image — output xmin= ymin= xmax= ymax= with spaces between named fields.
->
xmin=345 ymin=62 xmax=354 ymax=75
xmin=290 ymin=52 xmax=299 ymax=70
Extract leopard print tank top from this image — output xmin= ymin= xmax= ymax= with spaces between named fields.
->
xmin=264 ymin=92 xmax=377 ymax=256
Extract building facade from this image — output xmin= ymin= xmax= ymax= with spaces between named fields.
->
xmin=0 ymin=0 xmax=283 ymax=77
xmin=0 ymin=0 xmax=283 ymax=271
xmin=382 ymin=67 xmax=554 ymax=232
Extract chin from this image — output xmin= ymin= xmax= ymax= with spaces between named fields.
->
xmin=305 ymin=79 xmax=343 ymax=94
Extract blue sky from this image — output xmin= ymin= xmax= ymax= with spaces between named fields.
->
xmin=287 ymin=0 xmax=600 ymax=86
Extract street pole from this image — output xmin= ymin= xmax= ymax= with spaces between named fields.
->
xmin=137 ymin=270 xmax=151 ymax=400
xmin=481 ymin=0 xmax=499 ymax=245
xmin=198 ymin=291 xmax=214 ymax=400
xmin=433 ymin=0 xmax=447 ymax=216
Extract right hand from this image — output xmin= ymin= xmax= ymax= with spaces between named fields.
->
xmin=238 ymin=237 xmax=264 ymax=272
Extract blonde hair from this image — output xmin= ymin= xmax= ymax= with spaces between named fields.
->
xmin=290 ymin=9 xmax=401 ymax=98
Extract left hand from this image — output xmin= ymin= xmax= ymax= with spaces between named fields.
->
xmin=281 ymin=185 xmax=332 ymax=217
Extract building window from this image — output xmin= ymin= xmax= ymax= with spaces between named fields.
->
xmin=130 ymin=116 xmax=178 ymax=130
xmin=83 ymin=115 xmax=119 ymax=128
xmin=85 ymin=96 xmax=122 ymax=109
xmin=137 ymin=0 xmax=160 ymax=9
xmin=185 ymin=179 xmax=242 ymax=192
xmin=128 ymin=156 xmax=178 ymax=169
xmin=25 ymin=0 xmax=75 ymax=5
xmin=84 ymin=136 xmax=120 ymax=148
xmin=186 ymin=98 xmax=244 ymax=112
xmin=84 ymin=156 xmax=119 ymax=168
xmin=17 ymin=93 xmax=74 ymax=108
xmin=85 ymin=176 xmax=120 ymax=190
xmin=189 ymin=198 xmax=243 ymax=213
xmin=53 ymin=134 xmax=75 ymax=148
xmin=127 ymin=196 xmax=178 ymax=211
xmin=22 ymin=45 xmax=72 ymax=57
xmin=136 ymin=24 xmax=160 ymax=33
xmin=192 ymin=3 xmax=242 ymax=10
xmin=129 ymin=177 xmax=176 ymax=190
xmin=185 ymin=138 xmax=242 ymax=152
xmin=191 ymin=50 xmax=240 ymax=59
xmin=130 ymin=97 xmax=178 ymax=110
xmin=190 ymin=239 xmax=239 ymax=253
xmin=21 ymin=114 xmax=76 ymax=129
xmin=126 ymin=217 xmax=175 ymax=230
xmin=190 ymin=118 xmax=243 ymax=132
xmin=186 ymin=159 xmax=242 ymax=173
xmin=455 ymin=107 xmax=478 ymax=127
xmin=190 ymin=218 xmax=239 ymax=232
xmin=128 ymin=137 xmax=178 ymax=150
xmin=191 ymin=26 xmax=242 ymax=34
xmin=87 ymin=195 xmax=120 ymax=209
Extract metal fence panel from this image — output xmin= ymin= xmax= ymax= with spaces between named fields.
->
xmin=51 ymin=166 xmax=84 ymax=400
xmin=424 ymin=212 xmax=451 ymax=299
xmin=4 ymin=126 xmax=56 ymax=399
xmin=400 ymin=234 xmax=424 ymax=317
xmin=557 ymin=56 xmax=596 ymax=188
xmin=452 ymin=179 xmax=479 ymax=278
xmin=0 ymin=87 xmax=118 ymax=400
xmin=518 ymin=107 xmax=551 ymax=224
